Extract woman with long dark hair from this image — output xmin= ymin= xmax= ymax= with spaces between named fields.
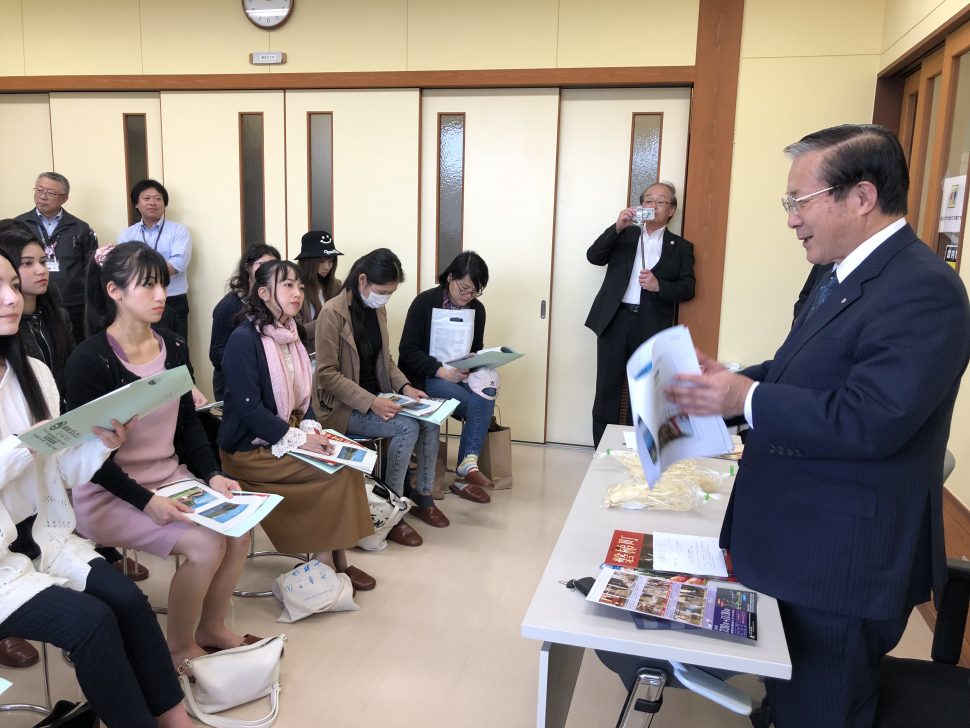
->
xmin=218 ymin=259 xmax=375 ymax=591
xmin=0 ymin=247 xmax=192 ymax=727
xmin=209 ymin=243 xmax=281 ymax=400
xmin=0 ymin=219 xmax=73 ymax=407
xmin=65 ymin=243 xmax=253 ymax=666
xmin=398 ymin=251 xmax=496 ymax=503
xmin=294 ymin=230 xmax=343 ymax=355
xmin=314 ymin=248 xmax=447 ymax=547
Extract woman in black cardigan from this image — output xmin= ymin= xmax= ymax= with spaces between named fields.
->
xmin=65 ymin=243 xmax=254 ymax=667
xmin=398 ymin=251 xmax=495 ymax=503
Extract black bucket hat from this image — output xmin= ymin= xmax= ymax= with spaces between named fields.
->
xmin=296 ymin=230 xmax=343 ymax=259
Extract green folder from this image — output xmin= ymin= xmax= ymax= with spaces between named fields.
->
xmin=18 ymin=365 xmax=193 ymax=456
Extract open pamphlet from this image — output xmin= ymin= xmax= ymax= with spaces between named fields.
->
xmin=18 ymin=365 xmax=193 ymax=456
xmin=195 ymin=400 xmax=224 ymax=413
xmin=446 ymin=346 xmax=522 ymax=370
xmin=626 ymin=326 xmax=733 ymax=486
xmin=603 ymin=530 xmax=731 ymax=579
xmin=155 ymin=480 xmax=282 ymax=539
xmin=288 ymin=429 xmax=378 ymax=475
xmin=590 ymin=529 xmax=755 ymax=639
xmin=586 ymin=567 xmax=757 ymax=640
xmin=378 ymin=393 xmax=460 ymax=425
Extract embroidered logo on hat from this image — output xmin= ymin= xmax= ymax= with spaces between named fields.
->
xmin=468 ymin=368 xmax=501 ymax=400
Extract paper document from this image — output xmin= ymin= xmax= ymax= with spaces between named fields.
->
xmin=626 ymin=326 xmax=733 ymax=486
xmin=0 ymin=677 xmax=10 ymax=696
xmin=289 ymin=429 xmax=377 ymax=474
xmin=652 ymin=532 xmax=729 ymax=578
xmin=378 ymin=394 xmax=460 ymax=425
xmin=155 ymin=480 xmax=281 ymax=538
xmin=19 ymin=365 xmax=193 ymax=456
xmin=446 ymin=346 xmax=522 ymax=370
xmin=587 ymin=567 xmax=757 ymax=640
xmin=195 ymin=400 xmax=224 ymax=413
xmin=430 ymin=308 xmax=475 ymax=363
xmin=622 ymin=431 xmax=637 ymax=450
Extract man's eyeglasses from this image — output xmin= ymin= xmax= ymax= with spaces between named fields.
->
xmin=453 ymin=281 xmax=483 ymax=298
xmin=34 ymin=187 xmax=66 ymax=199
xmin=641 ymin=199 xmax=671 ymax=207
xmin=781 ymin=185 xmax=838 ymax=215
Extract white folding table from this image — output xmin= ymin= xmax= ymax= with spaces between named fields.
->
xmin=521 ymin=425 xmax=791 ymax=727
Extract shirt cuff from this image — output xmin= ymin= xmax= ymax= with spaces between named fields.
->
xmin=271 ymin=427 xmax=308 ymax=458
xmin=744 ymin=382 xmax=758 ymax=429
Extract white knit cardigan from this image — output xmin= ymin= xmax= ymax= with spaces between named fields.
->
xmin=0 ymin=358 xmax=111 ymax=624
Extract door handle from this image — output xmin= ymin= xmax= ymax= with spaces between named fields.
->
xmin=540 ymin=300 xmax=546 ymax=319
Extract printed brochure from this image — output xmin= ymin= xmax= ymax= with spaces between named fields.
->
xmin=289 ymin=429 xmax=378 ymax=474
xmin=155 ymin=480 xmax=281 ymax=538
xmin=586 ymin=567 xmax=757 ymax=640
xmin=377 ymin=394 xmax=460 ymax=425
xmin=626 ymin=326 xmax=733 ymax=486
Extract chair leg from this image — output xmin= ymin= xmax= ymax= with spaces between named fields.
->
xmin=233 ymin=528 xmax=310 ymax=598
xmin=0 ymin=641 xmax=52 ymax=716
xmin=615 ymin=667 xmax=667 ymax=728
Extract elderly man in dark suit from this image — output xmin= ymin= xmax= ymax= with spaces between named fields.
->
xmin=668 ymin=124 xmax=970 ymax=728
xmin=585 ymin=182 xmax=695 ymax=447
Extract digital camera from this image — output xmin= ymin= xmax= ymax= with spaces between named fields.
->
xmin=634 ymin=206 xmax=656 ymax=225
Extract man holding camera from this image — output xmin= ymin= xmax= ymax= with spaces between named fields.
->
xmin=585 ymin=182 xmax=695 ymax=447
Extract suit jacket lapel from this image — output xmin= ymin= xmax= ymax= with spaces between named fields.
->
xmin=766 ymin=225 xmax=916 ymax=383
xmin=651 ymin=229 xmax=676 ymax=271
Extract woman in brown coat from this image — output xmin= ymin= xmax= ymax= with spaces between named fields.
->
xmin=314 ymin=249 xmax=447 ymax=548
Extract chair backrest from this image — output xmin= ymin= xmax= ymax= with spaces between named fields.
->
xmin=932 ymin=559 xmax=970 ymax=664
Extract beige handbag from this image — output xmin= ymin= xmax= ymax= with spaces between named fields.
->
xmin=178 ymin=634 xmax=286 ymax=728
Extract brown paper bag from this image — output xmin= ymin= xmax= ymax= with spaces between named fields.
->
xmin=478 ymin=418 xmax=513 ymax=489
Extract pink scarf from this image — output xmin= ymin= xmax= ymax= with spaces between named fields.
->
xmin=259 ymin=317 xmax=312 ymax=422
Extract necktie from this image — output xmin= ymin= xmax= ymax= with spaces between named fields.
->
xmin=806 ymin=271 xmax=838 ymax=319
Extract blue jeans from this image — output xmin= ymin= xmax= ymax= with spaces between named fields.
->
xmin=347 ymin=409 xmax=439 ymax=497
xmin=424 ymin=377 xmax=495 ymax=465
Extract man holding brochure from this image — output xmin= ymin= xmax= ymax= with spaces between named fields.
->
xmin=667 ymin=125 xmax=970 ymax=727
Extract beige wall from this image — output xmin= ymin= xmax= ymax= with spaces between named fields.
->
xmin=0 ymin=1 xmax=698 ymax=77
xmin=882 ymin=0 xmax=970 ymax=69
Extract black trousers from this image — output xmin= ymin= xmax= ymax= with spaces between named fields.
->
xmin=0 ymin=558 xmax=183 ymax=727
xmin=165 ymin=293 xmax=190 ymax=342
xmin=592 ymin=307 xmax=657 ymax=447
xmin=765 ymin=600 xmax=907 ymax=728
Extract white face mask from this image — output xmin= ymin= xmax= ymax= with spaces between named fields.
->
xmin=362 ymin=290 xmax=391 ymax=309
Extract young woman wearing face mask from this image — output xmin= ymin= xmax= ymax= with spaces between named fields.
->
xmin=217 ymin=260 xmax=376 ymax=591
xmin=64 ymin=243 xmax=254 ymax=667
xmin=209 ymin=244 xmax=282 ymax=400
xmin=0 ymin=248 xmax=192 ymax=728
xmin=314 ymin=248 xmax=447 ymax=547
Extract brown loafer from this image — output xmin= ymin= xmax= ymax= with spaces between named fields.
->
xmin=0 ymin=637 xmax=39 ymax=668
xmin=387 ymin=520 xmax=423 ymax=547
xmin=202 ymin=633 xmax=265 ymax=654
xmin=459 ymin=468 xmax=495 ymax=489
xmin=449 ymin=482 xmax=491 ymax=504
xmin=410 ymin=505 xmax=450 ymax=528
xmin=339 ymin=565 xmax=376 ymax=591
xmin=112 ymin=557 xmax=150 ymax=581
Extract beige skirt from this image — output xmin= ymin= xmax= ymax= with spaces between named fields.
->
xmin=220 ymin=447 xmax=374 ymax=554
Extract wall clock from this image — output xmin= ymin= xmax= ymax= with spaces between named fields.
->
xmin=242 ymin=0 xmax=294 ymax=30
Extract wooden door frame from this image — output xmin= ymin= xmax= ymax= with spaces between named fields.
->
xmin=0 ymin=3 xmax=744 ymax=357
